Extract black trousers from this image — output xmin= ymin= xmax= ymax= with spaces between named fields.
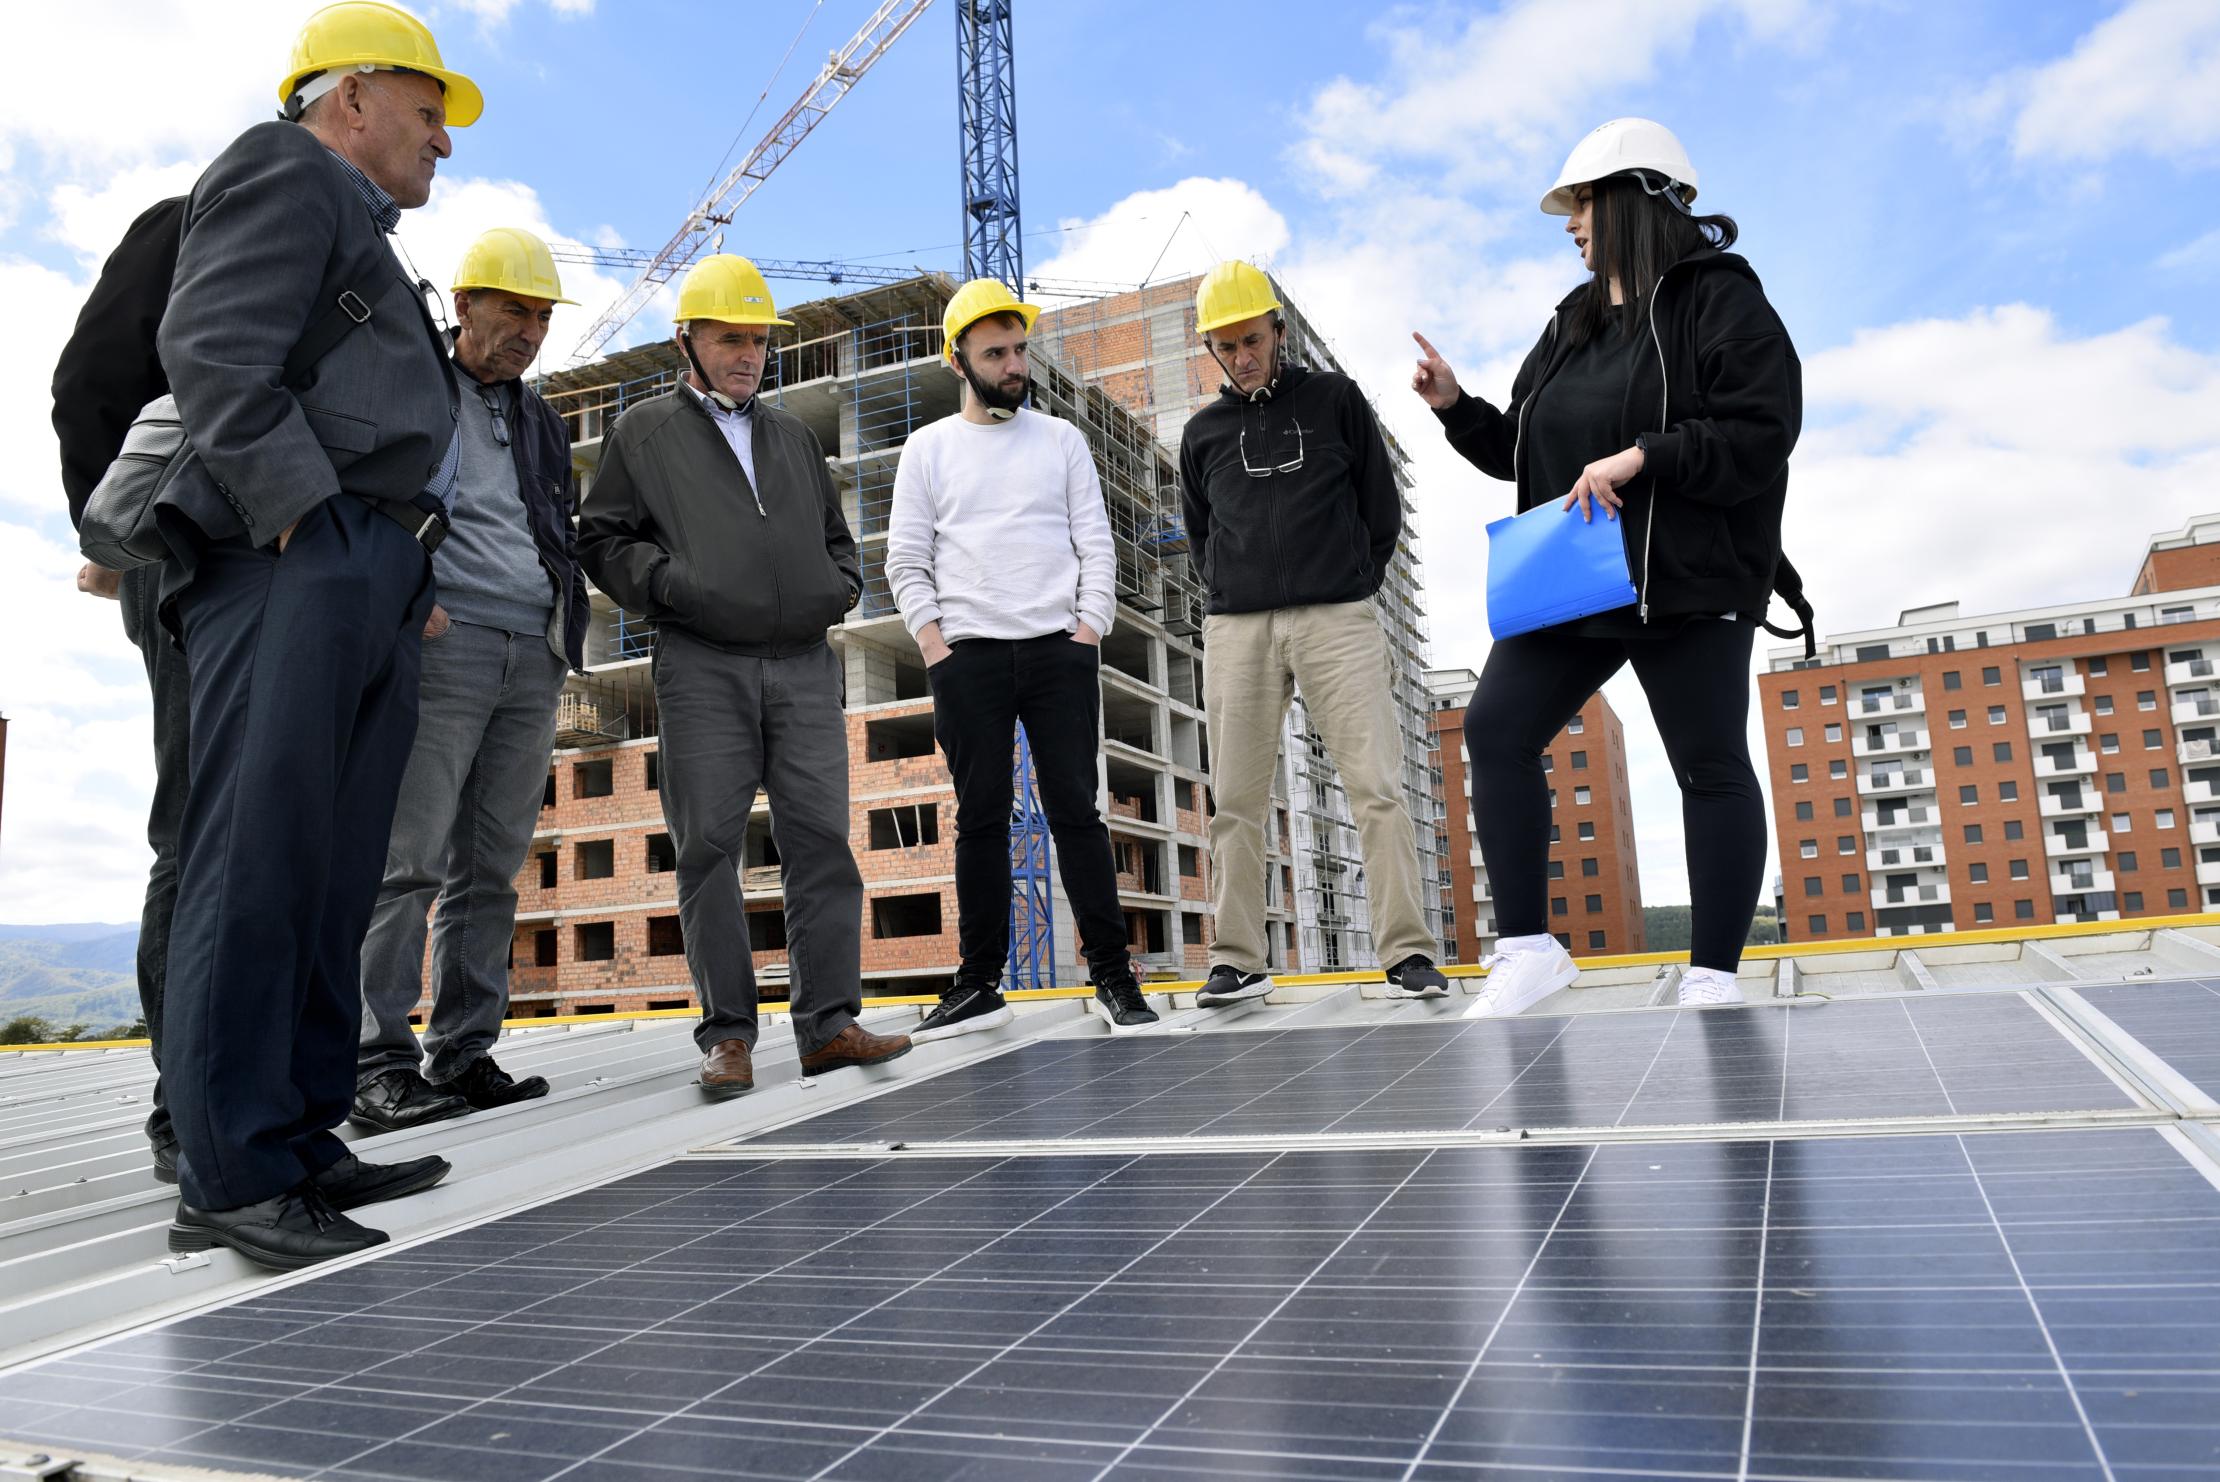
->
xmin=1466 ymin=617 xmax=1764 ymax=972
xmin=164 ymin=496 xmax=432 ymax=1210
xmin=118 ymin=564 xmax=191 ymax=1149
xmin=928 ymin=634 xmax=1131 ymax=987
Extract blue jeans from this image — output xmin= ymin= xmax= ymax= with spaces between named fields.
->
xmin=357 ymin=619 xmax=566 ymax=1084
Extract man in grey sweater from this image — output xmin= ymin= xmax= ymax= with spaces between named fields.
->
xmin=353 ymin=228 xmax=588 ymax=1132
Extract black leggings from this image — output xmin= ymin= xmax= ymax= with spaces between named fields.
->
xmin=1465 ymin=617 xmax=1764 ymax=972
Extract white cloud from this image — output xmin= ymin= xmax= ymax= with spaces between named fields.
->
xmin=2010 ymin=0 xmax=2220 ymax=165
xmin=1031 ymin=177 xmax=1290 ymax=290
xmin=2157 ymin=224 xmax=2220 ymax=274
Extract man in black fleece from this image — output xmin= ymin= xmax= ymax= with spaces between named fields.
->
xmin=1177 ymin=262 xmax=1449 ymax=1006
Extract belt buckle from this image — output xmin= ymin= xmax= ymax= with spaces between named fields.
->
xmin=337 ymin=290 xmax=371 ymax=323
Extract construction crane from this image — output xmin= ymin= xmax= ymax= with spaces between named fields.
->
xmin=567 ymin=0 xmax=936 ymax=358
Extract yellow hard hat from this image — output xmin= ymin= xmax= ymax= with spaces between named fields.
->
xmin=942 ymin=278 xmax=1040 ymax=364
xmin=673 ymin=254 xmax=794 ymax=328
xmin=278 ymin=1 xmax=483 ymax=128
xmin=452 ymin=227 xmax=575 ymax=305
xmin=1194 ymin=261 xmax=1282 ymax=336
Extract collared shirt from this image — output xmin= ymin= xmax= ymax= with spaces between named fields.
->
xmin=320 ymin=138 xmax=456 ymax=509
xmin=679 ymin=376 xmax=757 ymax=495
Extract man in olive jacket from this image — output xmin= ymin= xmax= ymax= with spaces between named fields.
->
xmin=577 ymin=254 xmax=910 ymax=1097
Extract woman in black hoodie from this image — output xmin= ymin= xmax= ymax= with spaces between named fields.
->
xmin=1414 ymin=117 xmax=1801 ymax=1014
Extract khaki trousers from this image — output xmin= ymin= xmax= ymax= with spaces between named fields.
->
xmin=1202 ymin=599 xmax=1432 ymax=975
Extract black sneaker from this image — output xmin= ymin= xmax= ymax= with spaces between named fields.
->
xmin=1196 ymin=964 xmax=1273 ymax=1007
xmin=440 ymin=1054 xmax=550 ymax=1110
xmin=1091 ymin=970 xmax=1159 ymax=1034
xmin=1384 ymin=955 xmax=1451 ymax=999
xmin=912 ymin=982 xmax=1014 ymax=1043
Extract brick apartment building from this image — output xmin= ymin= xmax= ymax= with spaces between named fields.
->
xmin=1760 ymin=513 xmax=2220 ymax=943
xmin=1427 ymin=668 xmax=1646 ymax=962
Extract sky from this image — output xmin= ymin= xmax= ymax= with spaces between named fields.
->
xmin=4 ymin=0 xmax=2220 ymax=925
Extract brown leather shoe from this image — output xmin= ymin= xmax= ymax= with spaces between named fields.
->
xmin=699 ymin=1040 xmax=754 ymax=1099
xmin=798 ymin=1021 xmax=913 ymax=1075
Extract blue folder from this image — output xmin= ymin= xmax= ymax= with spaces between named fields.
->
xmin=1485 ymin=501 xmax=1640 ymax=639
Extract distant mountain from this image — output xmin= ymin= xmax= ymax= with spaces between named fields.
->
xmin=0 ymin=924 xmax=141 ymax=1038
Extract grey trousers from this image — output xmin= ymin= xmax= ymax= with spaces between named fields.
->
xmin=359 ymin=619 xmax=567 ymax=1085
xmin=654 ymin=630 xmax=862 ymax=1056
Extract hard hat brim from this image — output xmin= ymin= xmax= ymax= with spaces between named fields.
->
xmin=675 ymin=313 xmax=797 ymax=329
xmin=1539 ymin=175 xmax=1699 ymax=215
xmin=453 ymin=281 xmax=578 ymax=306
xmin=279 ymin=60 xmax=483 ymax=126
xmin=942 ymin=300 xmax=1040 ymax=362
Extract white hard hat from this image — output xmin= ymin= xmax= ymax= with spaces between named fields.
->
xmin=1541 ymin=118 xmax=1699 ymax=216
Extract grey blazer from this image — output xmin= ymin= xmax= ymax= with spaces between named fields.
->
xmin=156 ymin=121 xmax=454 ymax=550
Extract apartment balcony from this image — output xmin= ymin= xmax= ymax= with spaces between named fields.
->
xmin=2165 ymin=657 xmax=2218 ymax=688
xmin=2027 ymin=712 xmax=2092 ymax=738
xmin=2038 ymin=791 xmax=2103 ymax=818
xmin=2180 ymin=737 xmax=2219 ymax=766
xmin=1863 ymin=805 xmax=1937 ymax=834
xmin=2188 ymin=777 xmax=2220 ymax=805
xmin=1855 ymin=691 xmax=1924 ymax=717
xmin=2056 ymin=910 xmax=2123 ymax=925
xmin=1871 ymin=881 xmax=1951 ymax=910
xmin=1865 ymin=843 xmax=1945 ymax=871
xmin=2192 ymin=818 xmax=2220 ymax=847
xmin=2034 ymin=749 xmax=2098 ymax=778
xmin=2023 ymin=673 xmax=2085 ymax=702
xmin=1856 ymin=768 xmax=1931 ymax=798
xmin=2050 ymin=868 xmax=2116 ymax=896
xmin=2173 ymin=695 xmax=2220 ymax=726
xmin=2198 ymin=859 xmax=2220 ymax=889
xmin=1852 ymin=727 xmax=1930 ymax=758
xmin=2043 ymin=830 xmax=2109 ymax=859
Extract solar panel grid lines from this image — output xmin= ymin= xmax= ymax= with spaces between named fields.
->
xmin=2068 ymin=980 xmax=2220 ymax=1110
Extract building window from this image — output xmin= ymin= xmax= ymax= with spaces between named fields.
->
xmin=537 ymin=852 xmax=556 ymax=889
xmin=2119 ymin=851 xmax=2138 ymax=872
xmin=646 ymin=915 xmax=684 ymax=957
xmin=1825 ymin=724 xmax=1843 ymax=743
xmin=1547 ymin=861 xmax=1565 ymax=879
xmin=1795 ymin=801 xmax=1814 ymax=821
xmin=749 ymin=910 xmax=788 ymax=952
xmin=1993 ymin=742 xmax=2014 ymax=762
xmin=575 ymin=839 xmax=615 ymax=881
xmin=1974 ymin=903 xmax=1995 ymax=924
xmin=2162 ymin=847 xmax=2183 ymax=869
xmin=871 ymin=894 xmax=944 ymax=939
xmin=1835 ymin=798 xmax=1854 ymax=817
xmin=573 ymin=921 xmax=616 ymax=961
xmin=1954 ymin=746 xmax=1974 ymax=766
xmin=1790 ymin=763 xmax=1810 ymax=782
xmin=1782 ymin=689 xmax=1801 ymax=710
xmin=1800 ymin=839 xmax=1819 ymax=858
xmin=2158 ymin=808 xmax=2177 ymax=828
xmin=1574 ymin=786 xmax=1592 ymax=805
xmin=1551 ymin=897 xmax=1569 ymax=916
xmin=574 ymin=759 xmax=613 ymax=799
xmin=2112 ymin=812 xmax=2132 ymax=833
xmin=1585 ymin=893 xmax=1603 ymax=912
xmin=1948 ymin=709 xmax=1967 ymax=729
xmin=1179 ymin=845 xmax=1201 ymax=878
xmin=1970 ymin=862 xmax=1989 ymax=883
xmin=1821 ymin=685 xmax=1837 ymax=704
xmin=1830 ymin=759 xmax=1848 ymax=779
xmin=1961 ymin=784 xmax=1979 ymax=804
xmin=2010 ymin=858 xmax=2030 ymax=880
xmin=1943 ymin=671 xmax=1963 ymax=690
xmin=1578 ymin=821 xmax=1596 ymax=841
xmin=646 ymin=833 xmax=676 ymax=873
xmin=533 ymin=928 xmax=558 ymax=967
xmin=2106 ymin=772 xmax=2127 ymax=793
xmin=1845 ymin=911 xmax=1865 ymax=931
xmin=1571 ymin=750 xmax=1589 ymax=770
xmin=868 ymin=804 xmax=941 ymax=850
xmin=1808 ymin=914 xmax=1828 ymax=933
xmin=1567 ymin=716 xmax=1585 ymax=733
xmin=1581 ymin=857 xmax=1599 ymax=877
xmin=1549 ymin=824 xmax=1562 ymax=843
xmin=1988 ymin=705 xmax=2007 ymax=724
xmin=2015 ymin=899 xmax=2035 ymax=920
xmin=1786 ymin=727 xmax=1805 ymax=746
xmin=541 ymin=772 xmax=557 ymax=810
xmin=2004 ymin=820 xmax=2024 ymax=840
xmin=2095 ymin=695 xmax=2115 ymax=715
xmin=1804 ymin=876 xmax=1823 ymax=897
xmin=1589 ymin=930 xmax=1607 ymax=950
xmin=1841 ymin=873 xmax=1860 ymax=892
xmin=1983 ymin=666 xmax=2002 ymax=686
xmin=2144 ymin=729 xmax=2163 ymax=749
xmin=2169 ymin=888 xmax=2190 ymax=910
xmin=2151 ymin=768 xmax=2171 ymax=789
xmin=2089 ymin=657 xmax=2109 ymax=675
xmin=2132 ymin=651 xmax=2151 ymax=672
xmin=2139 ymin=691 xmax=2158 ymax=710
xmin=1999 ymin=781 xmax=2019 ymax=802
xmin=1540 ymin=755 xmax=1554 ymax=773
xmin=1965 ymin=824 xmax=1984 ymax=843
xmin=644 ymin=751 xmax=659 ymax=792
xmin=2125 ymin=891 xmax=2144 ymax=911
xmin=2101 ymin=733 xmax=2120 ymax=753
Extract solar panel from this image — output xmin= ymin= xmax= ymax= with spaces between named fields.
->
xmin=737 ymin=994 xmax=2141 ymax=1149
xmin=3 ymin=1127 xmax=2215 ymax=1479
xmin=2073 ymin=979 xmax=2220 ymax=1103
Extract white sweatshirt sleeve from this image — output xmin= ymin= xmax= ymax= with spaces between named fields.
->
xmin=886 ymin=428 xmax=942 ymax=637
xmin=1064 ymin=421 xmax=1118 ymax=638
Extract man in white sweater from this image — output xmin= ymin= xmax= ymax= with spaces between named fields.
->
xmin=888 ymin=280 xmax=1160 ymax=1038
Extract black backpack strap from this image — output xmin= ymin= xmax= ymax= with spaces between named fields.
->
xmin=1762 ymin=553 xmax=1816 ymax=659
xmin=280 ymin=279 xmax=385 ymax=387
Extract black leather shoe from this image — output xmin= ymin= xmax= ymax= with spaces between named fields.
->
xmin=441 ymin=1054 xmax=549 ymax=1109
xmin=151 ymin=1135 xmax=179 ymax=1185
xmin=310 ymin=1152 xmax=450 ymax=1212
xmin=169 ymin=1185 xmax=386 ymax=1271
xmin=351 ymin=1067 xmax=471 ymax=1133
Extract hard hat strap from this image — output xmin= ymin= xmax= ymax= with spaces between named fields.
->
xmin=1631 ymin=169 xmax=1696 ymax=216
xmin=679 ymin=329 xmax=754 ymax=415
xmin=286 ymin=64 xmax=379 ymax=120
xmin=952 ymin=347 xmax=1023 ymax=420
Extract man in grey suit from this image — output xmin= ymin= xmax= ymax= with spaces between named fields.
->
xmin=153 ymin=1 xmax=481 ymax=1271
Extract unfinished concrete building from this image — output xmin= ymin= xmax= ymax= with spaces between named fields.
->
xmin=505 ymin=274 xmax=1275 ymax=1015
xmin=1037 ymin=273 xmax=1446 ymax=971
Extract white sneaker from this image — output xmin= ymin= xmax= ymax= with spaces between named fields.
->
xmin=1676 ymin=967 xmax=1745 ymax=1006
xmin=1463 ymin=940 xmax=1578 ymax=1019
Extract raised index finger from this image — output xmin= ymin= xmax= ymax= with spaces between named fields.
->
xmin=1411 ymin=330 xmax=1444 ymax=361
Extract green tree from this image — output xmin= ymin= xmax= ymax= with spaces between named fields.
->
xmin=0 ymin=1015 xmax=55 ymax=1045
